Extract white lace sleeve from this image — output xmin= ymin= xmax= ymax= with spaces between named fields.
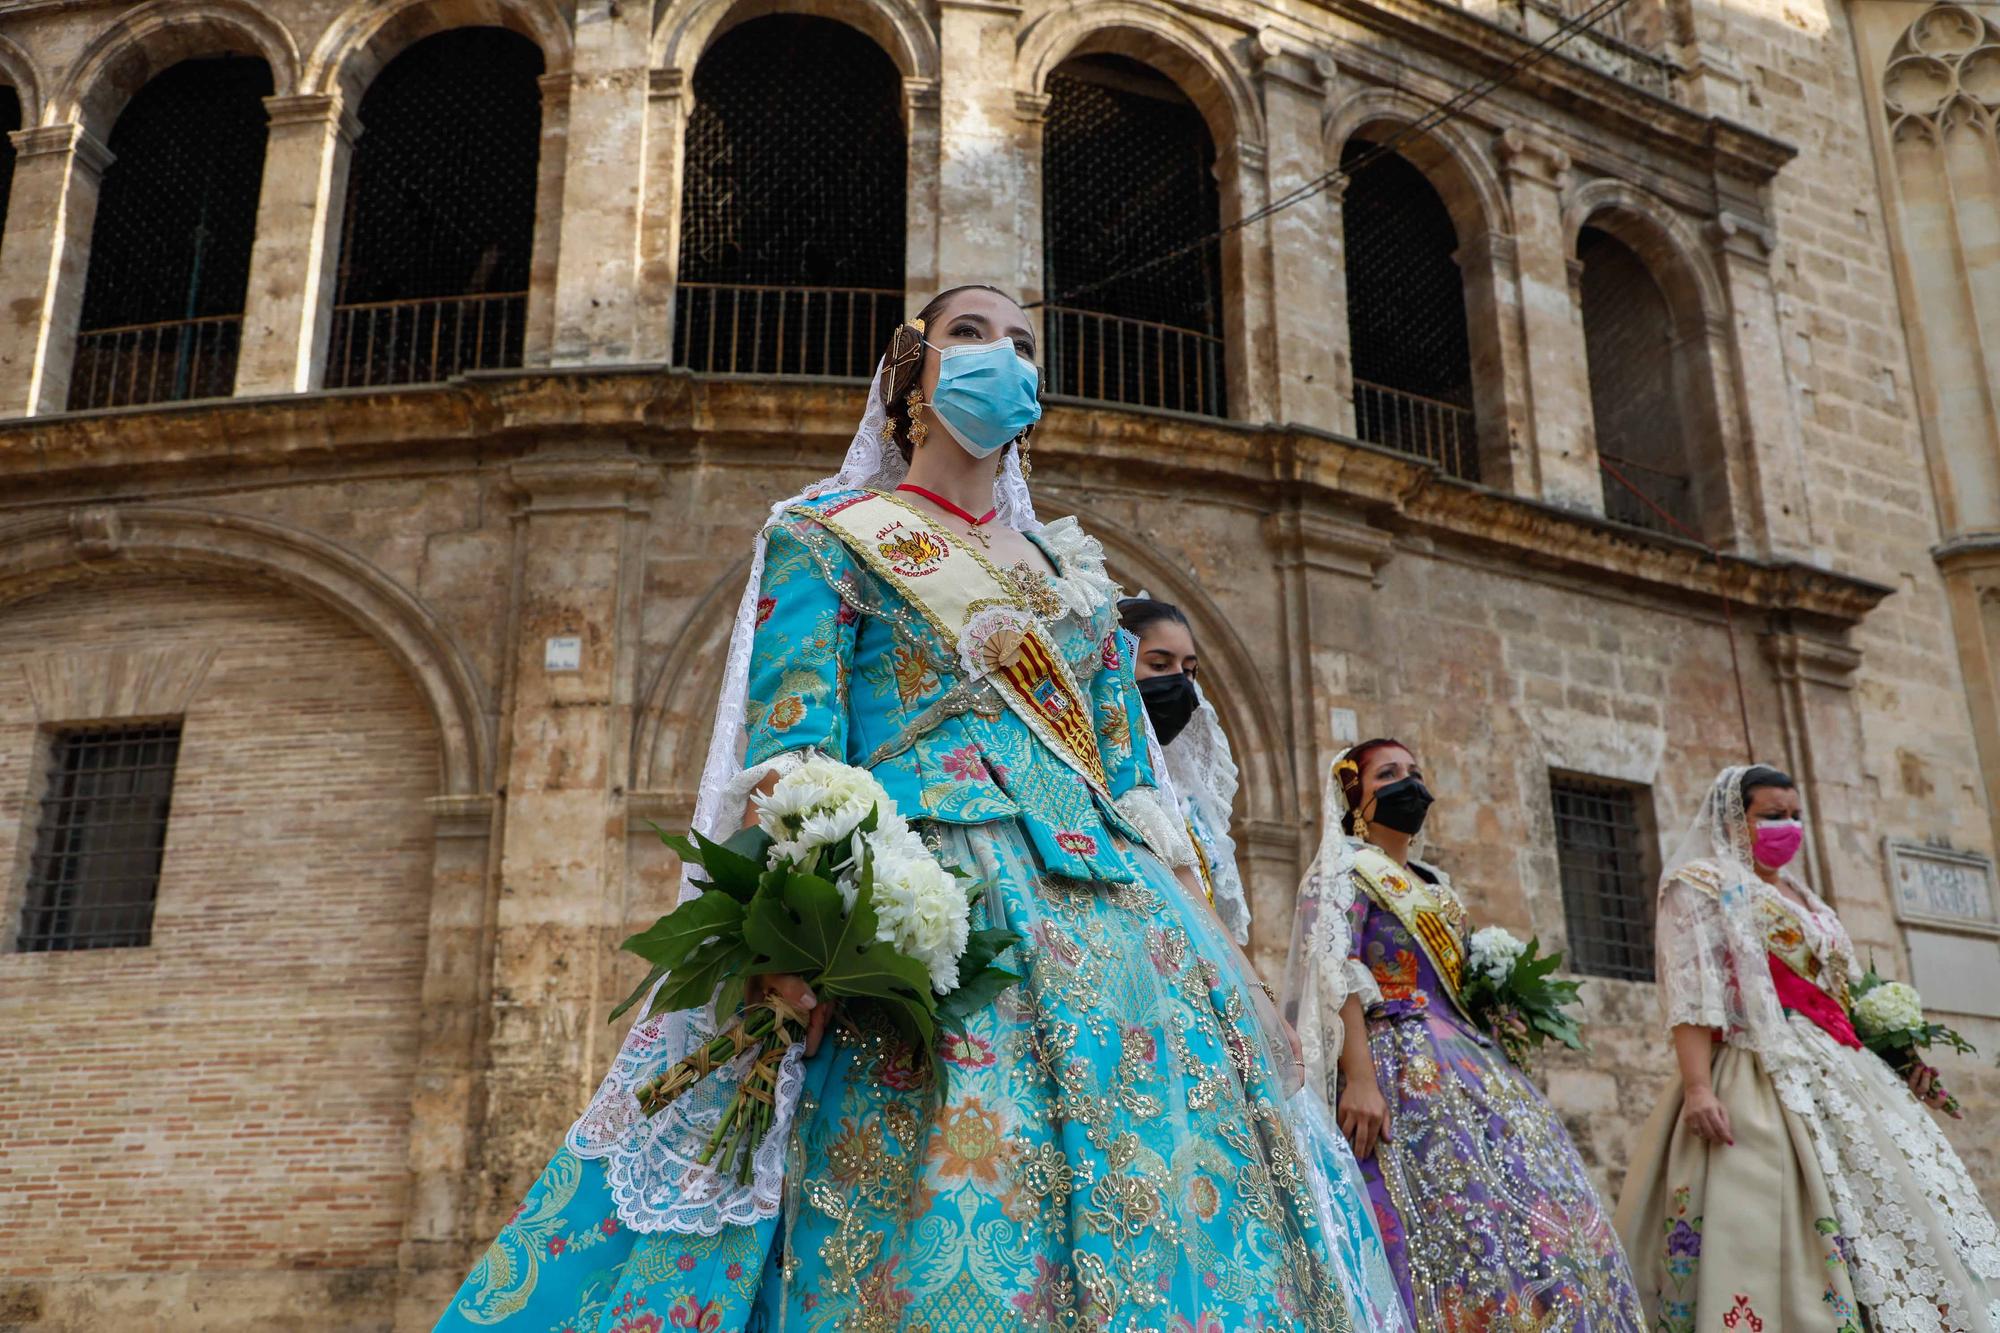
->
xmin=1115 ymin=786 xmax=1198 ymax=867
xmin=1656 ymin=874 xmax=1735 ymax=1034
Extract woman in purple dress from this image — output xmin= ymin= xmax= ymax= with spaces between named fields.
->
xmin=1282 ymin=738 xmax=1644 ymax=1331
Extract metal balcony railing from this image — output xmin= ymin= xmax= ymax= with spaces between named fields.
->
xmin=1600 ymin=450 xmax=1697 ymax=535
xmin=1353 ymin=378 xmax=1479 ymax=481
xmin=69 ymin=314 xmax=242 ymax=410
xmin=672 ymin=282 xmax=901 ymax=380
xmin=1043 ymin=305 xmax=1225 ymax=418
xmin=326 ymin=292 xmax=527 ymax=389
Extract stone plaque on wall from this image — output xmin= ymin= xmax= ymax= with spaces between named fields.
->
xmin=1883 ymin=838 xmax=2000 ymax=935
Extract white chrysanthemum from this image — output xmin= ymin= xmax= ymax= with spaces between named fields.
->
xmin=755 ymin=758 xmax=891 ymax=864
xmin=858 ymin=826 xmax=970 ymax=995
xmin=1853 ymin=980 xmax=1925 ymax=1038
xmin=1468 ymin=925 xmax=1527 ymax=983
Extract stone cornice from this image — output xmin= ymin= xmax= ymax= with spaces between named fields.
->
xmin=0 ymin=371 xmax=1890 ymax=630
xmin=1315 ymin=0 xmax=1797 ymax=185
xmin=1933 ymin=531 xmax=2000 ymax=573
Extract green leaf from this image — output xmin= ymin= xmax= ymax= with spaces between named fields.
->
xmin=655 ymin=828 xmax=762 ymax=901
xmin=649 ymin=939 xmax=754 ymax=1017
xmin=937 ymin=964 xmax=1023 ymax=1026
xmin=743 ymin=869 xmax=854 ymax=978
xmin=620 ymin=892 xmax=746 ymax=968
xmin=608 ymin=962 xmax=669 ymax=1023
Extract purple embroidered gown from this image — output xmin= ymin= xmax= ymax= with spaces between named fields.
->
xmin=1344 ymin=883 xmax=1645 ymax=1331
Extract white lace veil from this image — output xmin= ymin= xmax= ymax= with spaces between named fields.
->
xmin=1163 ymin=679 xmax=1251 ymax=945
xmin=1279 ymin=745 xmax=1364 ymax=1096
xmin=1654 ymin=763 xmax=1816 ymax=1113
xmin=684 ymin=356 xmax=1041 ymax=898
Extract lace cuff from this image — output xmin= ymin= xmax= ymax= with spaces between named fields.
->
xmin=1116 ymin=787 xmax=1197 ymax=867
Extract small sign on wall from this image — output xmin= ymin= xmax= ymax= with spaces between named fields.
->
xmin=545 ymin=635 xmax=582 ymax=672
xmin=1884 ymin=838 xmax=2000 ymax=936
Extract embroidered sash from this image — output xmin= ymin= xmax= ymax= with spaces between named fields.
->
xmin=1350 ymin=843 xmax=1476 ymax=1022
xmin=802 ymin=491 xmax=1112 ymax=796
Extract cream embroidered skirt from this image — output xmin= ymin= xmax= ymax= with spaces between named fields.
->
xmin=1615 ymin=1019 xmax=2000 ymax=1333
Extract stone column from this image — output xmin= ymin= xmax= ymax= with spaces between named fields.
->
xmin=235 ymin=94 xmax=360 ymax=396
xmin=935 ymin=0 xmax=1032 ymax=296
xmin=393 ymin=793 xmax=498 ymax=1326
xmin=0 ymin=124 xmax=112 ymax=417
xmin=522 ymin=75 xmax=571 ymax=367
xmin=1763 ymin=627 xmax=1884 ymax=941
xmin=633 ymin=69 xmax=686 ymax=364
xmin=549 ymin=1 xmax=651 ymax=366
xmin=1498 ymin=128 xmax=1602 ymax=513
xmin=1261 ymin=498 xmax=1395 ymax=959
xmin=1014 ymin=89 xmax=1051 ymax=338
xmin=1217 ymin=138 xmax=1273 ymax=425
xmin=478 ymin=447 xmax=660 ymax=1219
xmin=1713 ymin=210 xmax=1814 ymax=557
xmin=1456 ymin=227 xmax=1537 ymax=492
xmin=1252 ymin=34 xmax=1342 ymax=433
xmin=904 ymin=76 xmax=942 ymax=311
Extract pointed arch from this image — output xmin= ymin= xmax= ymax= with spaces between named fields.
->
xmin=0 ymin=33 xmax=46 ymax=127
xmin=653 ymin=0 xmax=938 ymax=81
xmin=50 ymin=0 xmax=299 ymax=137
xmin=0 ymin=507 xmax=492 ymax=796
xmin=1016 ymin=2 xmax=1263 ymax=153
xmin=304 ymin=0 xmax=573 ymax=101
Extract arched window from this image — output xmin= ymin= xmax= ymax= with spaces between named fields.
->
xmin=329 ymin=29 xmax=543 ymax=388
xmin=674 ymin=15 xmax=905 ymax=379
xmin=1342 ymin=137 xmax=1477 ymax=479
xmin=68 ymin=57 xmax=271 ymax=411
xmin=1043 ymin=55 xmax=1225 ymax=417
xmin=0 ymin=88 xmax=19 ymax=255
xmin=1578 ymin=225 xmax=1693 ymax=533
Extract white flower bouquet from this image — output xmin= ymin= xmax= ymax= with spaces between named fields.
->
xmin=1850 ymin=962 xmax=1975 ymax=1118
xmin=1459 ymin=925 xmax=1587 ymax=1072
xmin=610 ymin=757 xmax=1021 ymax=1178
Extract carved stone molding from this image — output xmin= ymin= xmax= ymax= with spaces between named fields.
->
xmin=1762 ymin=628 xmax=1865 ymax=691
xmin=1262 ymin=506 xmax=1395 ymax=584
xmin=427 ymin=794 xmax=496 ymax=840
xmin=10 ymin=122 xmax=113 ymax=173
xmin=504 ymin=451 xmax=665 ymax=518
xmin=1497 ymin=126 xmax=1571 ymax=187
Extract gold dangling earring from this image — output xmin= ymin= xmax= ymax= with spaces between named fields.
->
xmin=1351 ymin=810 xmax=1371 ymax=842
xmin=1018 ymin=434 xmax=1032 ymax=478
xmin=905 ymin=388 xmax=928 ymax=451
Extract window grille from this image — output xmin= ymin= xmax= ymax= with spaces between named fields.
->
xmin=329 ymin=28 xmax=543 ymax=389
xmin=674 ymin=16 xmax=905 ymax=379
xmin=17 ymin=723 xmax=182 ymax=952
xmin=1342 ymin=139 xmax=1479 ymax=480
xmin=1044 ymin=56 xmax=1226 ymax=417
xmin=69 ymin=57 xmax=271 ymax=411
xmin=1550 ymin=773 xmax=1657 ymax=982
xmin=1579 ymin=225 xmax=1696 ymax=535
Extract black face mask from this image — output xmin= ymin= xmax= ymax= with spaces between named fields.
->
xmin=1368 ymin=776 xmax=1434 ymax=836
xmin=1138 ymin=672 xmax=1198 ymax=746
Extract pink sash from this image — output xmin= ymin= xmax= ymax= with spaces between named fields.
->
xmin=1769 ymin=954 xmax=1861 ymax=1049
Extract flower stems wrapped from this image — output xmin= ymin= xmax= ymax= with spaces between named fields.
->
xmin=608 ymin=758 xmax=1022 ymax=1183
xmin=1850 ymin=962 xmax=1976 ymax=1118
xmin=1460 ymin=926 xmax=1588 ymax=1073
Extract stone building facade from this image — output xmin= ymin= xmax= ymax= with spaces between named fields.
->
xmin=0 ymin=0 xmax=1994 ymax=1327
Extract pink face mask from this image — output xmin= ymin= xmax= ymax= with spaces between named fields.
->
xmin=1752 ymin=819 xmax=1804 ymax=868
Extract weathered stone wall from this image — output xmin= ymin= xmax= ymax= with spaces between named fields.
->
xmin=0 ymin=0 xmax=1993 ymax=1327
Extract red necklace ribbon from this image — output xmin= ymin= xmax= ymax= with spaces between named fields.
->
xmin=896 ymin=483 xmax=997 ymax=528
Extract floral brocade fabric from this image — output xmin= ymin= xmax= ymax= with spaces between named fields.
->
xmin=434 ymin=498 xmax=1404 ymax=1332
xmin=1346 ymin=892 xmax=1647 ymax=1332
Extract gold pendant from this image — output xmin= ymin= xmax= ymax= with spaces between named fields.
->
xmin=966 ymin=524 xmax=992 ymax=549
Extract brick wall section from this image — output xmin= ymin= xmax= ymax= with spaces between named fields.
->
xmin=0 ymin=574 xmax=437 ymax=1327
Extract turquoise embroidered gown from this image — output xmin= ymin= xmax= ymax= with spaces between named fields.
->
xmin=436 ymin=492 xmax=1405 ymax=1332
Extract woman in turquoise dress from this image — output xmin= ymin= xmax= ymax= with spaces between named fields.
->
xmin=436 ymin=286 xmax=1406 ymax=1332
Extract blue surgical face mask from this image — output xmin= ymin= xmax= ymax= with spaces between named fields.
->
xmin=923 ymin=336 xmax=1042 ymax=458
